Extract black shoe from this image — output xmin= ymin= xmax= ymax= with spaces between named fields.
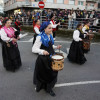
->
xmin=48 ymin=90 xmax=56 ymax=97
xmin=6 ymin=68 xmax=15 ymax=72
xmin=35 ymin=86 xmax=41 ymax=92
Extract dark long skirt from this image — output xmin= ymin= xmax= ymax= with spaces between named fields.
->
xmin=53 ymin=31 xmax=56 ymax=38
xmin=33 ymin=34 xmax=38 ymax=45
xmin=0 ymin=38 xmax=2 ymax=43
xmin=33 ymin=55 xmax=58 ymax=92
xmin=67 ymin=40 xmax=87 ymax=64
xmin=2 ymin=41 xmax=22 ymax=71
xmin=15 ymin=27 xmax=20 ymax=33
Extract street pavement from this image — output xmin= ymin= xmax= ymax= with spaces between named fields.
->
xmin=0 ymin=33 xmax=100 ymax=100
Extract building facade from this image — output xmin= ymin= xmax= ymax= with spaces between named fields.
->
xmin=86 ymin=0 xmax=98 ymax=10
xmin=0 ymin=0 xmax=4 ymax=13
xmin=98 ymin=0 xmax=100 ymax=11
xmin=0 ymin=6 xmax=4 ymax=13
xmin=4 ymin=0 xmax=98 ymax=14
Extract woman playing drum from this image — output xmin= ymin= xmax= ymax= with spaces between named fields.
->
xmin=32 ymin=19 xmax=40 ymax=45
xmin=82 ymin=21 xmax=94 ymax=53
xmin=32 ymin=21 xmax=62 ymax=97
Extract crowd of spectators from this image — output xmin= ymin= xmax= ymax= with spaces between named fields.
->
xmin=1 ymin=8 xmax=100 ymax=31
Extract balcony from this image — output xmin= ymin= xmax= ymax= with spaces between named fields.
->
xmin=24 ymin=0 xmax=31 ymax=6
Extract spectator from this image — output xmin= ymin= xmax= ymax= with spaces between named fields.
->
xmin=68 ymin=12 xmax=73 ymax=29
xmin=72 ymin=11 xmax=77 ymax=29
xmin=14 ymin=18 xmax=21 ymax=34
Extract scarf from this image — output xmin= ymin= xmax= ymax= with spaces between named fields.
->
xmin=3 ymin=26 xmax=15 ymax=38
xmin=39 ymin=31 xmax=54 ymax=47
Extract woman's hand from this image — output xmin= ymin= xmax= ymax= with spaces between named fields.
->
xmin=80 ymin=39 xmax=83 ymax=41
xmin=12 ymin=38 xmax=17 ymax=42
xmin=57 ymin=45 xmax=62 ymax=49
xmin=89 ymin=30 xmax=92 ymax=33
xmin=17 ymin=36 xmax=20 ymax=40
xmin=43 ymin=50 xmax=49 ymax=56
xmin=87 ymin=33 xmax=89 ymax=35
xmin=57 ymin=22 xmax=60 ymax=26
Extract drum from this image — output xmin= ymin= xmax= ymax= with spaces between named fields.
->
xmin=83 ymin=40 xmax=90 ymax=50
xmin=88 ymin=34 xmax=94 ymax=40
xmin=51 ymin=54 xmax=64 ymax=71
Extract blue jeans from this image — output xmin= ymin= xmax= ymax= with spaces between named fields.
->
xmin=68 ymin=20 xmax=72 ymax=29
xmin=73 ymin=19 xmax=78 ymax=29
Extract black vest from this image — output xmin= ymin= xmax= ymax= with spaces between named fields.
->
xmin=40 ymin=41 xmax=54 ymax=55
xmin=78 ymin=30 xmax=84 ymax=39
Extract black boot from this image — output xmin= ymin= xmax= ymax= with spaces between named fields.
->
xmin=46 ymin=90 xmax=56 ymax=97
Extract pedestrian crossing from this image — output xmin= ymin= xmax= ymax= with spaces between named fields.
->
xmin=19 ymin=33 xmax=72 ymax=43
xmin=19 ymin=33 xmax=28 ymax=38
xmin=28 ymin=37 xmax=33 ymax=42
xmin=19 ymin=33 xmax=100 ymax=45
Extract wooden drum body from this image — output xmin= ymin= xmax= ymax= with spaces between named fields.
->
xmin=88 ymin=34 xmax=94 ymax=40
xmin=83 ymin=40 xmax=90 ymax=50
xmin=51 ymin=54 xmax=64 ymax=71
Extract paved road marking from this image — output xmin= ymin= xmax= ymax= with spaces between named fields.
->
xmin=55 ymin=80 xmax=100 ymax=87
xmin=19 ymin=33 xmax=28 ymax=38
xmin=66 ymin=48 xmax=70 ymax=54
xmin=17 ymin=40 xmax=71 ymax=43
xmin=55 ymin=41 xmax=71 ymax=43
xmin=18 ymin=39 xmax=100 ymax=45
xmin=28 ymin=37 xmax=34 ymax=42
xmin=91 ymin=43 xmax=100 ymax=45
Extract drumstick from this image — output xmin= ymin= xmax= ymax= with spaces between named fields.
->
xmin=59 ymin=44 xmax=62 ymax=53
xmin=59 ymin=44 xmax=61 ymax=53
xmin=59 ymin=48 xmax=60 ymax=53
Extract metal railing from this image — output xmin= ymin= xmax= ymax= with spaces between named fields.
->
xmin=12 ymin=16 xmax=100 ymax=31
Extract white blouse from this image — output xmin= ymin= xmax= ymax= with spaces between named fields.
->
xmin=0 ymin=27 xmax=17 ymax=42
xmin=32 ymin=35 xmax=57 ymax=55
xmin=50 ymin=21 xmax=57 ymax=28
xmin=73 ymin=30 xmax=82 ymax=42
xmin=34 ymin=27 xmax=40 ymax=34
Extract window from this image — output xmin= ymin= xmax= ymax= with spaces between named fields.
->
xmin=78 ymin=1 xmax=83 ymax=5
xmin=13 ymin=0 xmax=16 ymax=3
xmin=46 ymin=0 xmax=53 ymax=3
xmin=90 ymin=3 xmax=94 ymax=7
xmin=57 ymin=0 xmax=64 ymax=3
xmin=98 ymin=3 xmax=100 ymax=8
xmin=69 ymin=0 xmax=75 ymax=5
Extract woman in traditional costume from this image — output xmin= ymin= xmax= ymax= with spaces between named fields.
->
xmin=82 ymin=21 xmax=91 ymax=53
xmin=67 ymin=24 xmax=87 ymax=65
xmin=14 ymin=18 xmax=21 ymax=34
xmin=33 ymin=19 xmax=40 ymax=45
xmin=0 ymin=17 xmax=2 ymax=29
xmin=0 ymin=17 xmax=3 ymax=42
xmin=82 ymin=22 xmax=90 ymax=38
xmin=0 ymin=19 xmax=22 ymax=72
xmin=50 ymin=14 xmax=60 ymax=40
xmin=32 ymin=21 xmax=61 ymax=97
